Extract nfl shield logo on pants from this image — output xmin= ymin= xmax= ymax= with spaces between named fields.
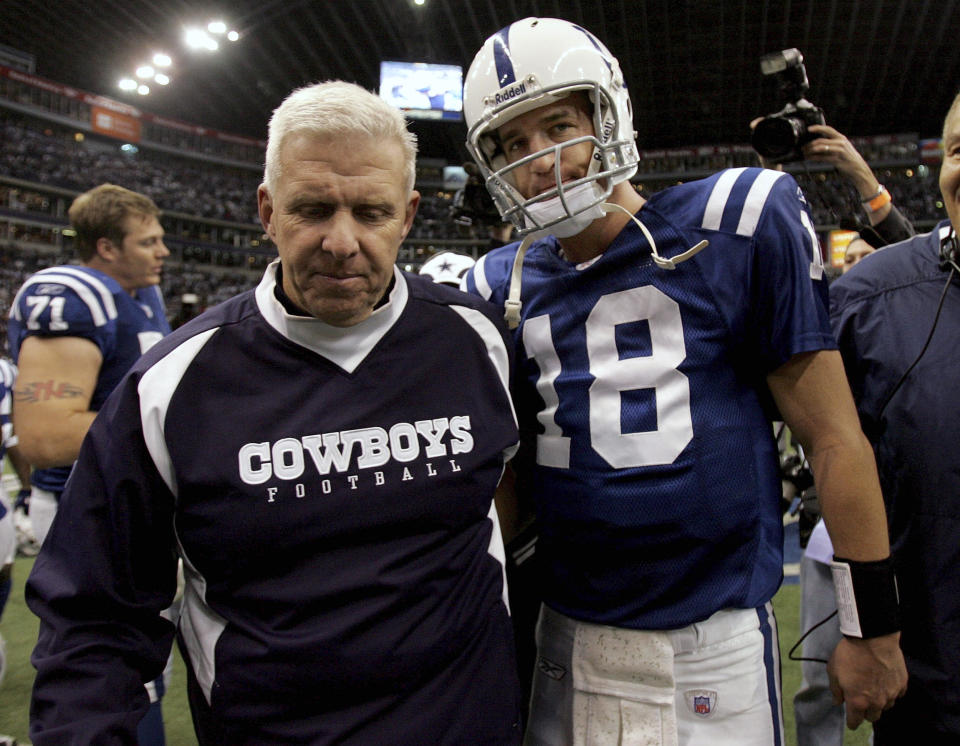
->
xmin=686 ymin=689 xmax=719 ymax=717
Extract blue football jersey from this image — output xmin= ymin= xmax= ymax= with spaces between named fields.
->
xmin=465 ymin=167 xmax=835 ymax=629
xmin=8 ymin=265 xmax=170 ymax=492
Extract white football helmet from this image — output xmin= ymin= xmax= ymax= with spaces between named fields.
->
xmin=463 ymin=17 xmax=640 ymax=238
xmin=418 ymin=252 xmax=477 ymax=288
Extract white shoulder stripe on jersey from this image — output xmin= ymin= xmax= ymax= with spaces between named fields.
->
xmin=799 ymin=210 xmax=825 ymax=280
xmin=137 ymin=326 xmax=244 ymax=702
xmin=450 ymin=305 xmax=518 ymax=433
xmin=736 ymin=169 xmax=787 ymax=237
xmin=701 ymin=167 xmax=747 ymax=231
xmin=48 ymin=266 xmax=119 ymax=319
xmin=12 ymin=273 xmax=114 ymax=327
xmin=471 ymin=253 xmax=494 ymax=300
xmin=486 ymin=497 xmax=511 ymax=613
xmin=138 ymin=328 xmax=218 ymax=497
xmin=450 ymin=303 xmax=515 ymax=614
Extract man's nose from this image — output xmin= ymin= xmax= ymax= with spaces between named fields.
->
xmin=322 ymin=210 xmax=360 ymax=258
xmin=528 ymin=138 xmax=558 ymax=174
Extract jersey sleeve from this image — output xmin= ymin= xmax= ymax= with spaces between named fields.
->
xmin=136 ymin=285 xmax=172 ymax=335
xmin=27 ymin=368 xmax=179 ymax=744
xmin=462 ymin=243 xmax=522 ymax=307
xmin=748 ymin=171 xmax=836 ymax=371
xmin=10 ymin=268 xmax=119 ymax=355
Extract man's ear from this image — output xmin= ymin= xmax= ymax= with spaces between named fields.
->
xmin=401 ymin=190 xmax=421 ymax=240
xmin=258 ymin=184 xmax=277 ymax=242
xmin=94 ymin=236 xmax=118 ymax=262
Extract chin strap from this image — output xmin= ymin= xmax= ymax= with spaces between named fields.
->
xmin=601 ymin=202 xmax=709 ymax=270
xmin=504 ymin=233 xmax=536 ymax=329
xmin=503 ymin=204 xmax=709 ymax=329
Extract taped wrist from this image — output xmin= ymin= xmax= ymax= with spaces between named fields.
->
xmin=830 ymin=556 xmax=900 ymax=638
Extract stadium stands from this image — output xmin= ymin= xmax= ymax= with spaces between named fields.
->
xmin=0 ymin=68 xmax=949 ymax=328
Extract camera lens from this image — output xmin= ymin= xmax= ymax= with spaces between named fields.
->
xmin=751 ymin=116 xmax=805 ymax=161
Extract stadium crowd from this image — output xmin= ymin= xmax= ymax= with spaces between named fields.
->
xmin=1 ymin=111 xmax=261 ymax=225
xmin=2 ymin=109 xmax=948 ymax=251
xmin=0 ymin=101 xmax=948 ymax=331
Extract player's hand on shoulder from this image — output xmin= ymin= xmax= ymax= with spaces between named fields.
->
xmin=827 ymin=632 xmax=907 ymax=730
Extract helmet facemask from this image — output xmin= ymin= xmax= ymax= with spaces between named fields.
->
xmin=467 ymin=80 xmax=637 ymax=238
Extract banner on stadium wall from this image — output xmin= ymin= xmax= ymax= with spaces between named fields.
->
xmin=91 ymin=105 xmax=141 ymax=142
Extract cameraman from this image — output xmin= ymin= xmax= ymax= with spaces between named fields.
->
xmin=450 ymin=162 xmax=515 ymax=252
xmin=801 ymin=124 xmax=916 ymax=245
xmin=751 ymin=119 xmax=915 ymax=250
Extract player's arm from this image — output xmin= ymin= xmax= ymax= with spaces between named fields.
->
xmin=767 ymin=349 xmax=907 ymax=729
xmin=13 ymin=336 xmax=102 ymax=468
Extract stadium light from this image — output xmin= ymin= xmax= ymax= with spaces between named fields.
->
xmin=136 ymin=65 xmax=155 ymax=79
xmin=155 ymin=73 xmax=170 ymax=86
xmin=118 ymin=78 xmax=137 ymax=91
xmin=185 ymin=27 xmax=213 ymax=50
xmin=185 ymin=20 xmax=237 ymax=51
xmin=137 ymin=84 xmax=150 ymax=95
xmin=153 ymin=53 xmax=172 ymax=67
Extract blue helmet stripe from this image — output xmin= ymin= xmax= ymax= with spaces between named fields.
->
xmin=492 ymin=25 xmax=516 ymax=86
xmin=572 ymin=24 xmax=613 ymax=73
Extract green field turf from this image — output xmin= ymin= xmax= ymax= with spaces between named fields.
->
xmin=0 ymin=556 xmax=872 ymax=745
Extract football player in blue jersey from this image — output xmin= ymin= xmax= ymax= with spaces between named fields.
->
xmin=8 ymin=183 xmax=170 ymax=544
xmin=461 ymin=17 xmax=907 ymax=745
xmin=7 ymin=183 xmax=171 ymax=746
xmin=26 ymin=81 xmax=523 ymax=745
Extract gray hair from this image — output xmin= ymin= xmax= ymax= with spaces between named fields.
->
xmin=263 ymin=81 xmax=418 ymax=194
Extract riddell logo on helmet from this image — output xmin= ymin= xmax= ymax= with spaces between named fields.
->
xmin=494 ymin=82 xmax=526 ymax=105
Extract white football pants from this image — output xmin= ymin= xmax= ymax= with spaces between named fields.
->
xmin=524 ymin=603 xmax=784 ymax=746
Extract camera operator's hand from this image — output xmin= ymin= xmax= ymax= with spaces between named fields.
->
xmin=802 ymin=125 xmax=891 ymax=224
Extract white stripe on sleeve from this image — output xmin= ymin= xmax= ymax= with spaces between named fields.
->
xmin=701 ymin=167 xmax=746 ymax=231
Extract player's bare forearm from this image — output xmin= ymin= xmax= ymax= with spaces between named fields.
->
xmin=768 ymin=350 xmax=890 ymax=560
xmin=802 ymin=431 xmax=889 ymax=560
